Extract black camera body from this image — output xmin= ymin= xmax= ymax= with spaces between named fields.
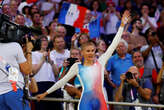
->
xmin=0 ymin=14 xmax=41 ymax=43
xmin=125 ymin=72 xmax=134 ymax=80
xmin=67 ymin=58 xmax=78 ymax=69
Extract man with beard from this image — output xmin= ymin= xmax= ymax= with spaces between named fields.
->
xmin=132 ymin=50 xmax=158 ymax=104
xmin=130 ymin=19 xmax=147 ymax=51
xmin=50 ymin=36 xmax=70 ymax=70
xmin=132 ymin=50 xmax=157 ymax=84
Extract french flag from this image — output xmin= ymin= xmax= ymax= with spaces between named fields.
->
xmin=58 ymin=2 xmax=87 ymax=29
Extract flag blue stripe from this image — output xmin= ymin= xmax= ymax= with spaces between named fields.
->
xmin=58 ymin=2 xmax=70 ymax=24
xmin=89 ymin=17 xmax=100 ymax=39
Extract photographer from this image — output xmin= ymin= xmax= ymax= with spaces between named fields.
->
xmin=115 ymin=66 xmax=153 ymax=110
xmin=0 ymin=38 xmax=32 ymax=110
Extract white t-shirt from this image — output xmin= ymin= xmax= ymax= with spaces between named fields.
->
xmin=32 ymin=51 xmax=56 ymax=82
xmin=105 ymin=13 xmax=119 ymax=35
xmin=140 ymin=16 xmax=157 ymax=33
xmin=41 ymin=2 xmax=55 ymax=26
xmin=50 ymin=49 xmax=70 ymax=68
xmin=141 ymin=45 xmax=163 ymax=69
xmin=0 ymin=42 xmax=26 ymax=95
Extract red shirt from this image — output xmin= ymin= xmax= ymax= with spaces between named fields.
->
xmin=139 ymin=67 xmax=157 ymax=84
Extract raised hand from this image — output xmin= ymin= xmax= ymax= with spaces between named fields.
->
xmin=26 ymin=37 xmax=33 ymax=53
xmin=120 ymin=10 xmax=131 ymax=27
xmin=71 ymin=33 xmax=79 ymax=42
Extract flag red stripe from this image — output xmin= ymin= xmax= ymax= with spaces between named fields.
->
xmin=26 ymin=0 xmax=37 ymax=4
xmin=73 ymin=6 xmax=87 ymax=29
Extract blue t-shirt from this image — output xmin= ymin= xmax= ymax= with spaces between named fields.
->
xmin=106 ymin=53 xmax=133 ymax=86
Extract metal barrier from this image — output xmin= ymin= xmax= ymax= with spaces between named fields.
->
xmin=29 ymin=97 xmax=164 ymax=108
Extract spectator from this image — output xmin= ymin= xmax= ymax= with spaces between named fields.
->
xmin=71 ymin=33 xmax=90 ymax=49
xmin=121 ymin=31 xmax=134 ymax=53
xmin=15 ymin=14 xmax=25 ymax=26
xmin=2 ymin=4 xmax=11 ymax=16
xmin=32 ymin=36 xmax=62 ymax=110
xmin=39 ymin=0 xmax=57 ymax=26
xmin=105 ymin=39 xmax=133 ymax=104
xmin=115 ymin=66 xmax=153 ymax=110
xmin=132 ymin=50 xmax=157 ymax=84
xmin=106 ymin=39 xmax=133 ymax=87
xmin=47 ymin=20 xmax=58 ymax=42
xmin=90 ymin=0 xmax=102 ymax=19
xmin=116 ymin=0 xmax=125 ymax=13
xmin=9 ymin=0 xmax=19 ymax=21
xmin=132 ymin=50 xmax=158 ymax=104
xmin=59 ymin=48 xmax=82 ymax=110
xmin=29 ymin=4 xmax=39 ymax=16
xmin=50 ymin=36 xmax=70 ymax=69
xmin=102 ymin=0 xmax=120 ymax=45
xmin=130 ymin=18 xmax=147 ymax=51
xmin=31 ymin=12 xmax=46 ymax=36
xmin=0 ymin=36 xmax=32 ymax=110
xmin=31 ymin=12 xmax=42 ymax=29
xmin=140 ymin=3 xmax=157 ymax=33
xmin=149 ymin=0 xmax=160 ymax=22
xmin=22 ymin=5 xmax=33 ymax=27
xmin=55 ymin=25 xmax=67 ymax=38
xmin=96 ymin=39 xmax=107 ymax=58
xmin=141 ymin=28 xmax=164 ymax=71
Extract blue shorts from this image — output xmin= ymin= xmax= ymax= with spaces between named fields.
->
xmin=0 ymin=89 xmax=31 ymax=110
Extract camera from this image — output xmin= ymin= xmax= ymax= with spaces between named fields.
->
xmin=67 ymin=58 xmax=78 ymax=69
xmin=0 ymin=13 xmax=42 ymax=43
xmin=125 ymin=72 xmax=134 ymax=80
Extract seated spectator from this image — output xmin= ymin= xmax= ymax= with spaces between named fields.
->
xmin=115 ymin=66 xmax=153 ymax=110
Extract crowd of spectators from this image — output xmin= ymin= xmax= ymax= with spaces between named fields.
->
xmin=1 ymin=0 xmax=164 ymax=110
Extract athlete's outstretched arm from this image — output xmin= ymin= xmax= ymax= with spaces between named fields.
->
xmin=99 ymin=11 xmax=130 ymax=65
xmin=36 ymin=62 xmax=79 ymax=101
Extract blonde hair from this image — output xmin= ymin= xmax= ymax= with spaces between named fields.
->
xmin=81 ymin=40 xmax=96 ymax=51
